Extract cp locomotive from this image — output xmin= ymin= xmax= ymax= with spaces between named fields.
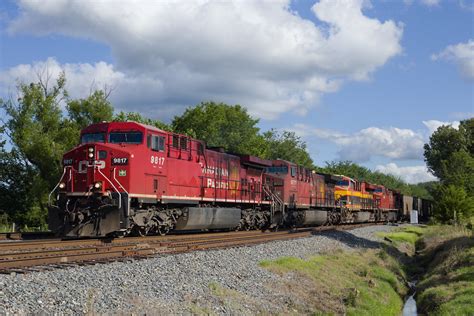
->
xmin=48 ymin=121 xmax=430 ymax=237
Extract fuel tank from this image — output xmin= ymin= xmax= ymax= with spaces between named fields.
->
xmin=354 ymin=211 xmax=371 ymax=223
xmin=387 ymin=211 xmax=398 ymax=221
xmin=302 ymin=210 xmax=328 ymax=226
xmin=175 ymin=207 xmax=241 ymax=230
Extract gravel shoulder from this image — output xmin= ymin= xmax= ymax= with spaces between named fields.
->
xmin=0 ymin=224 xmax=399 ymax=315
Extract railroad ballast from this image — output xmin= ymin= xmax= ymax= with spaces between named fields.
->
xmin=48 ymin=121 xmax=432 ymax=237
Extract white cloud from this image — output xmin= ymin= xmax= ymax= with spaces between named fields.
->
xmin=422 ymin=120 xmax=460 ymax=135
xmin=459 ymin=0 xmax=474 ymax=11
xmin=450 ymin=112 xmax=474 ymax=120
xmin=289 ymin=123 xmax=425 ymax=162
xmin=3 ymin=0 xmax=403 ymax=120
xmin=403 ymin=0 xmax=441 ymax=6
xmin=0 ymin=58 xmax=165 ymax=115
xmin=375 ymin=163 xmax=437 ymax=184
xmin=420 ymin=0 xmax=441 ymax=6
xmin=0 ymin=58 xmax=125 ymax=98
xmin=289 ymin=119 xmax=462 ymax=163
xmin=431 ymin=39 xmax=474 ymax=80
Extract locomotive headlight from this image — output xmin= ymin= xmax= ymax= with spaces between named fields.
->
xmin=88 ymin=152 xmax=94 ymax=158
xmin=88 ymin=147 xmax=94 ymax=153
xmin=94 ymin=182 xmax=102 ymax=189
xmin=59 ymin=182 xmax=66 ymax=189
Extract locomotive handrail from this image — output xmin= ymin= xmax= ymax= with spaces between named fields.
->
xmin=112 ymin=167 xmax=129 ymax=195
xmin=113 ymin=167 xmax=130 ymax=216
xmin=262 ymin=184 xmax=284 ymax=224
xmin=48 ymin=166 xmax=68 ymax=205
xmin=97 ymin=167 xmax=122 ymax=209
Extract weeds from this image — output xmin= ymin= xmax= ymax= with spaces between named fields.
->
xmin=260 ymin=250 xmax=407 ymax=315
xmin=259 ymin=224 xmax=473 ymax=316
xmin=416 ymin=230 xmax=474 ymax=316
xmin=377 ymin=225 xmax=426 ymax=247
xmin=384 ymin=225 xmax=474 ymax=316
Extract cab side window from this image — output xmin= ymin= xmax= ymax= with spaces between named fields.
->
xmin=172 ymin=135 xmax=179 ymax=148
xmin=198 ymin=143 xmax=204 ymax=155
xmin=180 ymin=136 xmax=188 ymax=150
xmin=149 ymin=134 xmax=165 ymax=152
xmin=158 ymin=136 xmax=165 ymax=151
xmin=290 ymin=166 xmax=297 ymax=177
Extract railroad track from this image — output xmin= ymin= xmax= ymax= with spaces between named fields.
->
xmin=0 ymin=223 xmax=385 ymax=273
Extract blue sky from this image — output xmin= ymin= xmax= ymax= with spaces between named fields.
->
xmin=0 ymin=0 xmax=473 ymax=183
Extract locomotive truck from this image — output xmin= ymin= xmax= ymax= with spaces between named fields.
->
xmin=48 ymin=121 xmax=430 ymax=237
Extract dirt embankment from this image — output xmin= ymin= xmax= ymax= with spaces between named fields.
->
xmin=413 ymin=226 xmax=473 ymax=315
xmin=381 ymin=225 xmax=474 ymax=316
xmin=260 ymin=225 xmax=473 ymax=316
xmin=259 ymin=226 xmax=410 ymax=315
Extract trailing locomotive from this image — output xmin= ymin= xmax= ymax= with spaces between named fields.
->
xmin=48 ymin=121 xmax=430 ymax=237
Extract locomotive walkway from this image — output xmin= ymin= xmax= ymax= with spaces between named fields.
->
xmin=0 ymin=223 xmax=383 ymax=273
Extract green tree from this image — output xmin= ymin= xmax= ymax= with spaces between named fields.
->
xmin=0 ymin=73 xmax=118 ymax=227
xmin=323 ymin=161 xmax=372 ymax=180
xmin=1 ymin=73 xmax=76 ymax=189
xmin=424 ymin=119 xmax=473 ymax=180
xmin=0 ymin=126 xmax=38 ymax=225
xmin=0 ymin=148 xmax=37 ymax=223
xmin=433 ymin=184 xmax=474 ymax=224
xmin=263 ymin=129 xmax=313 ymax=168
xmin=459 ymin=118 xmax=474 ymax=155
xmin=67 ymin=90 xmax=114 ymax=129
xmin=0 ymin=73 xmax=77 ymax=226
xmin=423 ymin=118 xmax=474 ymax=224
xmin=321 ymin=160 xmax=431 ymax=199
xmin=172 ymin=101 xmax=267 ymax=156
xmin=114 ymin=111 xmax=171 ymax=131
xmin=440 ymin=150 xmax=474 ymax=196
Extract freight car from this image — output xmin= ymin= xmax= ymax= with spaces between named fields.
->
xmin=48 ymin=121 xmax=418 ymax=238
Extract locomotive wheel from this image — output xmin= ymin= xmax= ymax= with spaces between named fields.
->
xmin=157 ymin=226 xmax=170 ymax=236
xmin=131 ymin=225 xmax=148 ymax=237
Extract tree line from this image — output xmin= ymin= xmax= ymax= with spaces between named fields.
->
xmin=424 ymin=119 xmax=474 ymax=225
xmin=1 ymin=73 xmax=463 ymax=229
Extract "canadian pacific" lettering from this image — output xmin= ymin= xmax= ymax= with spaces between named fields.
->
xmin=201 ymin=165 xmax=229 ymax=176
xmin=206 ymin=179 xmax=230 ymax=189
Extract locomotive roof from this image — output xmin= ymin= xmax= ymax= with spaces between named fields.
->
xmin=81 ymin=121 xmax=167 ymax=134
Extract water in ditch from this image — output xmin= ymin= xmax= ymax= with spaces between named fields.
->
xmin=402 ymin=281 xmax=418 ymax=316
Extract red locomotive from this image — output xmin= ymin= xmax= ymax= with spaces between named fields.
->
xmin=48 ymin=121 xmax=428 ymax=237
xmin=49 ymin=121 xmax=276 ymax=237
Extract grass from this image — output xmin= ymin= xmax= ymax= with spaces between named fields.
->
xmin=377 ymin=225 xmax=425 ymax=246
xmin=0 ymin=224 xmax=48 ymax=233
xmin=0 ymin=225 xmax=11 ymax=233
xmin=378 ymin=224 xmax=474 ymax=316
xmin=260 ymin=249 xmax=407 ymax=315
xmin=259 ymin=224 xmax=473 ymax=315
xmin=205 ymin=281 xmax=262 ymax=314
xmin=414 ymin=226 xmax=474 ymax=316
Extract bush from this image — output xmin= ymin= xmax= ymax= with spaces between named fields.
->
xmin=434 ymin=184 xmax=474 ymax=225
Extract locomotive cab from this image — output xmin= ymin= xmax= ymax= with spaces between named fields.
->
xmin=48 ymin=122 xmax=147 ymax=237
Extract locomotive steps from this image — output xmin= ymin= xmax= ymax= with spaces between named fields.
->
xmin=0 ymin=223 xmax=382 ymax=273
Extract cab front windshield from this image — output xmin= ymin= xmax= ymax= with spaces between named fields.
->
xmin=337 ymin=180 xmax=350 ymax=187
xmin=109 ymin=131 xmax=143 ymax=144
xmin=81 ymin=133 xmax=105 ymax=144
